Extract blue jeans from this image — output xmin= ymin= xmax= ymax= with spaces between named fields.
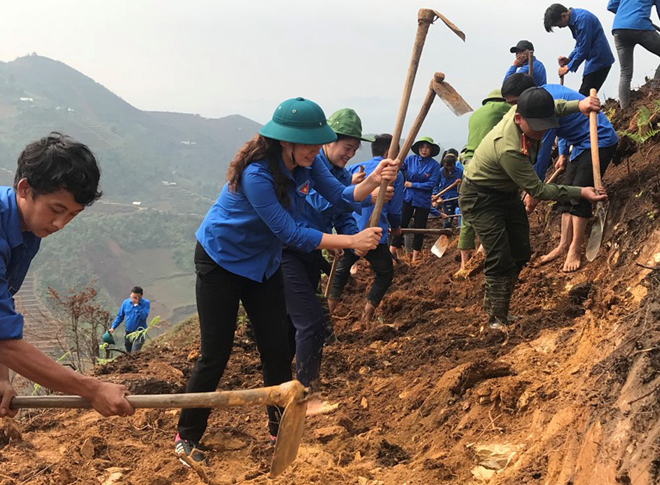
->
xmin=614 ymin=29 xmax=660 ymax=108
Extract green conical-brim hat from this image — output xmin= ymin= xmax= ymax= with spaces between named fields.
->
xmin=411 ymin=136 xmax=440 ymax=157
xmin=259 ymin=97 xmax=338 ymax=145
xmin=482 ymin=89 xmax=505 ymax=105
xmin=326 ymin=108 xmax=375 ymax=142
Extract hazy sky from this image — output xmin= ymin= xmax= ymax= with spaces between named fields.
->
xmin=1 ymin=0 xmax=659 ymax=150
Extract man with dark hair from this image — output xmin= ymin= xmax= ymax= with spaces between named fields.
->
xmin=608 ymin=0 xmax=660 ymax=108
xmin=502 ymin=73 xmax=538 ymax=103
xmin=0 ymin=133 xmax=133 ymax=418
xmin=109 ymin=286 xmax=151 ymax=353
xmin=459 ymin=89 xmax=606 ymax=332
xmin=544 ymin=4 xmax=615 ymax=95
xmin=504 ymin=40 xmax=547 ymax=87
xmin=328 ymin=134 xmax=403 ymax=322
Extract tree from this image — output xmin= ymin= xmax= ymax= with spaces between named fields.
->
xmin=47 ymin=285 xmax=111 ymax=371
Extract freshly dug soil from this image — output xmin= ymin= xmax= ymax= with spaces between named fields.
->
xmin=3 ymin=83 xmax=660 ymax=484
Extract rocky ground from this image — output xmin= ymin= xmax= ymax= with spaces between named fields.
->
xmin=2 ymin=85 xmax=660 ymax=484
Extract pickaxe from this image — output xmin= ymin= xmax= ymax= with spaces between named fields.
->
xmin=368 ymin=8 xmax=466 ymax=228
xmin=12 ymin=380 xmax=307 ymax=478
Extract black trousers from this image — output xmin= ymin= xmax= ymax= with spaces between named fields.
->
xmin=459 ymin=181 xmax=531 ymax=278
xmin=178 ymin=243 xmax=291 ymax=441
xmin=328 ymin=244 xmax=394 ymax=307
xmin=391 ymin=200 xmax=431 ymax=251
xmin=282 ymin=249 xmax=327 ymax=390
xmin=579 ymin=66 xmax=611 ymax=96
xmin=560 ymin=143 xmax=617 ymax=218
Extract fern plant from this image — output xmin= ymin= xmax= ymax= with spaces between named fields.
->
xmin=620 ymin=104 xmax=660 ymax=144
xmin=126 ymin=315 xmax=161 ymax=345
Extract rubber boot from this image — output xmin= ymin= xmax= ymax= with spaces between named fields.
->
xmin=484 ymin=276 xmax=514 ymax=330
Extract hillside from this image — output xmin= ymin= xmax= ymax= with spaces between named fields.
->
xmin=1 ymin=83 xmax=660 ymax=484
xmin=0 ymin=54 xmax=262 ymax=334
xmin=0 ymin=54 xmax=261 ymax=197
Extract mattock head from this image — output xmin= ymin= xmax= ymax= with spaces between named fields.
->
xmin=269 ymin=380 xmax=309 ymax=478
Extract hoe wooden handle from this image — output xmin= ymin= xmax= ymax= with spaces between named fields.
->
xmin=12 ymin=380 xmax=306 ymax=410
xmin=369 ymin=9 xmax=436 ymax=229
xmin=589 ymin=88 xmax=603 ymax=191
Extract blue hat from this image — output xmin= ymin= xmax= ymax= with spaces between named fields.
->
xmin=259 ymin=97 xmax=338 ymax=145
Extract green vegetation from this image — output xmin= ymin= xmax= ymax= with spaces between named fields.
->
xmin=32 ymin=209 xmax=202 ymax=312
xmin=620 ymin=103 xmax=660 ymax=144
xmin=0 ymin=54 xmax=258 ymax=327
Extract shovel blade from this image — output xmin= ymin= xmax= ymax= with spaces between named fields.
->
xmin=269 ymin=399 xmax=308 ymax=478
xmin=432 ymin=80 xmax=473 ymax=117
xmin=586 ymin=203 xmax=607 ymax=262
xmin=431 ymin=235 xmax=450 ymax=258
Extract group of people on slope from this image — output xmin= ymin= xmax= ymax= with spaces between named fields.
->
xmin=389 ymin=137 xmax=465 ymax=265
xmin=505 ymin=1 xmax=660 ymax=108
xmin=0 ymin=0 xmax=656 ymax=471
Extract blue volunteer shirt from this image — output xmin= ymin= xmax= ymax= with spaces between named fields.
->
xmin=111 ymin=297 xmax=150 ymax=333
xmin=0 ymin=187 xmax=41 ymax=341
xmin=534 ymin=84 xmax=619 ymax=178
xmin=301 ymin=150 xmax=361 ymax=236
xmin=196 ymin=157 xmax=357 ymax=282
xmin=608 ymin=0 xmax=660 ymax=31
xmin=401 ymin=154 xmax=441 ymax=209
xmin=504 ymin=57 xmax=548 ymax=87
xmin=436 ymin=165 xmax=464 ymax=199
xmin=349 ymin=157 xmax=404 ymax=244
xmin=566 ymin=8 xmax=615 ymax=76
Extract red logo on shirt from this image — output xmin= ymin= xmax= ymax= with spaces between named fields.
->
xmin=297 ymin=181 xmax=310 ymax=195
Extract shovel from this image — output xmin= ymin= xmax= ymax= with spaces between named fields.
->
xmin=585 ymin=88 xmax=607 ymax=262
xmin=431 ymin=235 xmax=451 ymax=258
xmin=428 ymin=214 xmax=462 ymax=259
xmin=369 ymin=8 xmax=466 ymax=228
xmin=11 ymin=380 xmax=308 ymax=478
xmin=429 ymin=192 xmax=463 ymax=258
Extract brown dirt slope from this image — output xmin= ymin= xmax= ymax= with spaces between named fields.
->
xmin=2 ymin=85 xmax=660 ymax=484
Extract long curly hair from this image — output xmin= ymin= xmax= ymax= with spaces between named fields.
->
xmin=226 ymin=135 xmax=291 ymax=207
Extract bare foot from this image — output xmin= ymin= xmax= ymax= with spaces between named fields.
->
xmin=562 ymin=247 xmax=582 ymax=272
xmin=539 ymin=245 xmax=568 ymax=265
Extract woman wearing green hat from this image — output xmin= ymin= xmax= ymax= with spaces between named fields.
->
xmin=390 ymin=136 xmax=441 ymax=264
xmin=283 ymin=107 xmax=382 ymax=393
xmin=175 ymin=97 xmax=397 ymax=464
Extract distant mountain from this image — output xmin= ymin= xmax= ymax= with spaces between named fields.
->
xmin=0 ymin=55 xmax=264 ymax=334
xmin=0 ymin=54 xmax=261 ymax=200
